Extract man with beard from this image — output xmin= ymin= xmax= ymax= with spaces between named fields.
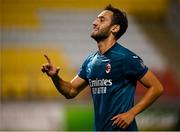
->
xmin=41 ymin=5 xmax=164 ymax=131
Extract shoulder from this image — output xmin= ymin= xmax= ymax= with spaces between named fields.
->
xmin=111 ymin=43 xmax=146 ymax=70
xmin=109 ymin=43 xmax=138 ymax=60
xmin=83 ymin=51 xmax=97 ymax=64
xmin=87 ymin=51 xmax=97 ymax=60
xmin=118 ymin=43 xmax=143 ymax=59
xmin=119 ymin=43 xmax=137 ymax=56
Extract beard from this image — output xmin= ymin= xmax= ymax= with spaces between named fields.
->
xmin=91 ymin=26 xmax=111 ymax=43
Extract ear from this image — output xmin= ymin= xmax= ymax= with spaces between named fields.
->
xmin=111 ymin=25 xmax=120 ymax=33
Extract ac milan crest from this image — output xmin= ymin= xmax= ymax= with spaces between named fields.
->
xmin=105 ymin=63 xmax=111 ymax=73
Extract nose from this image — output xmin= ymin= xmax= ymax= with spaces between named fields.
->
xmin=92 ymin=18 xmax=98 ymax=27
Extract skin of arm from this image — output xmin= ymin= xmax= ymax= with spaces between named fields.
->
xmin=41 ymin=54 xmax=88 ymax=99
xmin=111 ymin=70 xmax=164 ymax=129
xmin=51 ymin=75 xmax=88 ymax=99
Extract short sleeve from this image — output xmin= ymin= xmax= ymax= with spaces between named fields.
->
xmin=123 ymin=54 xmax=148 ymax=80
xmin=78 ymin=56 xmax=90 ymax=82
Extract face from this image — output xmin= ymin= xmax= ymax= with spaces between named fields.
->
xmin=91 ymin=10 xmax=113 ymax=42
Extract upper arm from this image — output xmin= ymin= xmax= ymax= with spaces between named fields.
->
xmin=70 ymin=75 xmax=88 ymax=95
xmin=139 ymin=70 xmax=164 ymax=92
xmin=123 ymin=53 xmax=148 ymax=81
xmin=69 ymin=55 xmax=90 ymax=97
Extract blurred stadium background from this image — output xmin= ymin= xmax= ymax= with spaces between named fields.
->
xmin=1 ymin=0 xmax=180 ymax=131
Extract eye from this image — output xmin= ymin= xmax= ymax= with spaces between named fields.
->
xmin=99 ymin=17 xmax=105 ymax=22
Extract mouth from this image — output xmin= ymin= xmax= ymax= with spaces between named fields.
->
xmin=92 ymin=26 xmax=99 ymax=31
xmin=92 ymin=28 xmax=99 ymax=32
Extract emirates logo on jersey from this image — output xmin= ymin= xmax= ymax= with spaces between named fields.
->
xmin=105 ymin=63 xmax=111 ymax=74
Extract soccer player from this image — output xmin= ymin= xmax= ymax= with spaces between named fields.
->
xmin=41 ymin=5 xmax=164 ymax=131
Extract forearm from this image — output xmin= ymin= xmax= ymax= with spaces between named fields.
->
xmin=41 ymin=54 xmax=84 ymax=99
xmin=51 ymin=74 xmax=77 ymax=99
xmin=129 ymin=86 xmax=163 ymax=116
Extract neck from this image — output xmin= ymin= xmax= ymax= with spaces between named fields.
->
xmin=97 ymin=37 xmax=117 ymax=55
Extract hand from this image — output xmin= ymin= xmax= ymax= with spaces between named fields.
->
xmin=41 ymin=54 xmax=60 ymax=77
xmin=111 ymin=111 xmax=135 ymax=129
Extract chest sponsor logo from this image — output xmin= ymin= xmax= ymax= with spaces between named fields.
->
xmin=89 ymin=78 xmax=112 ymax=94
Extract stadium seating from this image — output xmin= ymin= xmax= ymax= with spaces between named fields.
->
xmin=2 ymin=0 xmax=179 ymax=101
xmin=1 ymin=0 xmax=168 ymax=27
xmin=1 ymin=47 xmax=74 ymax=100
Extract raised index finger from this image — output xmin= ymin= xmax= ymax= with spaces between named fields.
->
xmin=44 ymin=54 xmax=51 ymax=64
